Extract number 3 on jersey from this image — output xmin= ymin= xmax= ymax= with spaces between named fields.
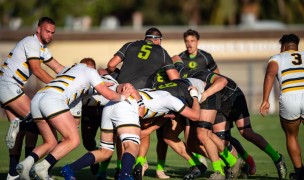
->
xmin=138 ymin=45 xmax=152 ymax=60
xmin=292 ymin=53 xmax=302 ymax=65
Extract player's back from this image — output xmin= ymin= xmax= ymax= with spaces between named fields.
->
xmin=271 ymin=50 xmax=304 ymax=94
xmin=117 ymin=40 xmax=172 ymax=89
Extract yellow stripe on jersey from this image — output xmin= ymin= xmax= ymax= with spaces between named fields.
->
xmin=15 ymin=69 xmax=28 ymax=81
xmin=51 ymin=80 xmax=69 ymax=86
xmin=139 ymin=91 xmax=153 ymax=100
xmin=282 ymin=69 xmax=304 ymax=76
xmin=23 ymin=62 xmax=29 ymax=68
xmin=282 ymin=86 xmax=304 ymax=93
xmin=40 ymin=47 xmax=45 ymax=52
xmin=56 ymin=75 xmax=76 ymax=80
xmin=282 ymin=79 xmax=304 ymax=87
xmin=8 ymin=52 xmax=13 ymax=58
xmin=39 ymin=86 xmax=64 ymax=92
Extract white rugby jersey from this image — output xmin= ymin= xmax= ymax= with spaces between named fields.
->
xmin=269 ymin=50 xmax=304 ymax=94
xmin=0 ymin=34 xmax=52 ymax=87
xmin=130 ymin=89 xmax=187 ymax=119
xmin=38 ymin=63 xmax=103 ymax=105
xmin=82 ymin=75 xmax=119 ymax=106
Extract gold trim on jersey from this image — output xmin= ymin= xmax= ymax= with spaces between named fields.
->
xmin=282 ymin=85 xmax=304 ymax=93
xmin=39 ymin=86 xmax=64 ymax=92
xmin=15 ymin=69 xmax=29 ymax=81
xmin=282 ymin=77 xmax=304 ymax=87
xmin=139 ymin=91 xmax=153 ymax=100
xmin=56 ymin=75 xmax=76 ymax=80
xmin=23 ymin=62 xmax=29 ymax=68
xmin=282 ymin=68 xmax=304 ymax=76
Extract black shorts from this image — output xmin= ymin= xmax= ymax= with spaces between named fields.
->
xmin=20 ymin=121 xmax=40 ymax=134
xmin=200 ymin=92 xmax=221 ymax=110
xmin=81 ymin=106 xmax=103 ymax=123
xmin=214 ymin=89 xmax=250 ymax=124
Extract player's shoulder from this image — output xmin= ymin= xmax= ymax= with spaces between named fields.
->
xmin=198 ymin=49 xmax=212 ymax=56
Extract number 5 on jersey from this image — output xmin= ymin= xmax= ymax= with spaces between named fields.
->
xmin=138 ymin=45 xmax=152 ymax=60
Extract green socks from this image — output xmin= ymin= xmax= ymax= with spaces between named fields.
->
xmin=219 ymin=147 xmax=237 ymax=167
xmin=157 ymin=159 xmax=166 ymax=171
xmin=212 ymin=160 xmax=225 ymax=175
xmin=264 ymin=144 xmax=280 ymax=162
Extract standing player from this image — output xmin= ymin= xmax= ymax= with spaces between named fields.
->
xmin=260 ymin=33 xmax=304 ymax=180
xmin=16 ymin=58 xmax=131 ymax=180
xmin=0 ymin=17 xmax=64 ymax=180
xmin=107 ymin=27 xmax=179 ymax=89
xmin=172 ymin=29 xmax=219 ymax=73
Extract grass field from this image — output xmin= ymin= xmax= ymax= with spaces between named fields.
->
xmin=0 ymin=114 xmax=303 ymax=180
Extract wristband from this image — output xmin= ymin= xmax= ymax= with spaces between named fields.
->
xmin=120 ymin=95 xmax=126 ymax=101
xmin=188 ymin=88 xmax=198 ymax=98
xmin=137 ymin=99 xmax=145 ymax=107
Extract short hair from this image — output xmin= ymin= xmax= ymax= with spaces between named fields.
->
xmin=80 ymin=57 xmax=96 ymax=67
xmin=279 ymin=33 xmax=300 ymax=45
xmin=38 ymin=17 xmax=55 ymax=26
xmin=145 ymin=27 xmax=162 ymax=39
xmin=183 ymin=29 xmax=200 ymax=40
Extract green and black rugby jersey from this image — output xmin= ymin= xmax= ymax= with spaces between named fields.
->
xmin=178 ymin=49 xmax=217 ymax=71
xmin=175 ymin=62 xmax=238 ymax=101
xmin=153 ymin=79 xmax=193 ymax=107
xmin=115 ymin=40 xmax=175 ymax=89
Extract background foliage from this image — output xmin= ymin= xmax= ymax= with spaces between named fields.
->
xmin=0 ymin=0 xmax=304 ymax=28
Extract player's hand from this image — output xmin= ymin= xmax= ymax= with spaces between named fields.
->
xmin=188 ymin=86 xmax=198 ymax=98
xmin=260 ymin=101 xmax=270 ymax=117
xmin=121 ymin=83 xmax=133 ymax=99
xmin=138 ymin=106 xmax=145 ymax=119
xmin=104 ymin=82 xmax=114 ymax=87
xmin=200 ymin=92 xmax=208 ymax=103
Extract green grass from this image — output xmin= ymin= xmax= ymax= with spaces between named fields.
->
xmin=0 ymin=114 xmax=303 ymax=179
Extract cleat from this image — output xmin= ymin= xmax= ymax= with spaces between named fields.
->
xmin=208 ymin=171 xmax=225 ymax=180
xmin=16 ymin=160 xmax=33 ymax=180
xmin=133 ymin=164 xmax=142 ymax=180
xmin=156 ymin=170 xmax=170 ymax=179
xmin=142 ymin=162 xmax=148 ymax=176
xmin=275 ymin=154 xmax=287 ymax=179
xmin=30 ymin=162 xmax=49 ymax=180
xmin=289 ymin=172 xmax=297 ymax=180
xmin=114 ymin=168 xmax=121 ymax=180
xmin=183 ymin=164 xmax=206 ymax=180
xmin=90 ymin=163 xmax=99 ymax=175
xmin=6 ymin=119 xmax=20 ymax=149
xmin=96 ymin=171 xmax=107 ymax=180
xmin=245 ymin=155 xmax=256 ymax=175
xmin=61 ymin=165 xmax=76 ymax=180
xmin=224 ymin=166 xmax=233 ymax=179
xmin=231 ymin=158 xmax=245 ymax=179
xmin=6 ymin=173 xmax=19 ymax=180
xmin=238 ymin=163 xmax=249 ymax=179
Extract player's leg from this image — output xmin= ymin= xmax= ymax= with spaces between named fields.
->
xmin=156 ymin=124 xmax=170 ymax=179
xmin=281 ymin=118 xmax=303 ymax=179
xmin=117 ymin=126 xmax=141 ymax=180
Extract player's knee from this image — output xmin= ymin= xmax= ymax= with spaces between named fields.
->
xmin=119 ymin=133 xmax=140 ymax=151
xmin=100 ymin=140 xmax=115 ymax=151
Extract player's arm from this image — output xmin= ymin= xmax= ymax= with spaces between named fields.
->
xmin=212 ymin=67 xmax=220 ymax=74
xmin=179 ymin=87 xmax=200 ymax=121
xmin=166 ymin=68 xmax=180 ymax=80
xmin=107 ymin=55 xmax=122 ymax=73
xmin=201 ymin=74 xmax=227 ymax=103
xmin=44 ymin=57 xmax=65 ymax=73
xmin=260 ymin=61 xmax=278 ymax=116
xmin=28 ymin=59 xmax=55 ymax=84
xmin=171 ymin=55 xmax=183 ymax=63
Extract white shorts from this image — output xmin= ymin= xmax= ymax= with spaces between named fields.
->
xmin=101 ymin=100 xmax=140 ymax=131
xmin=0 ymin=80 xmax=24 ymax=107
xmin=31 ymin=92 xmax=70 ymax=120
xmin=279 ymin=92 xmax=304 ymax=120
